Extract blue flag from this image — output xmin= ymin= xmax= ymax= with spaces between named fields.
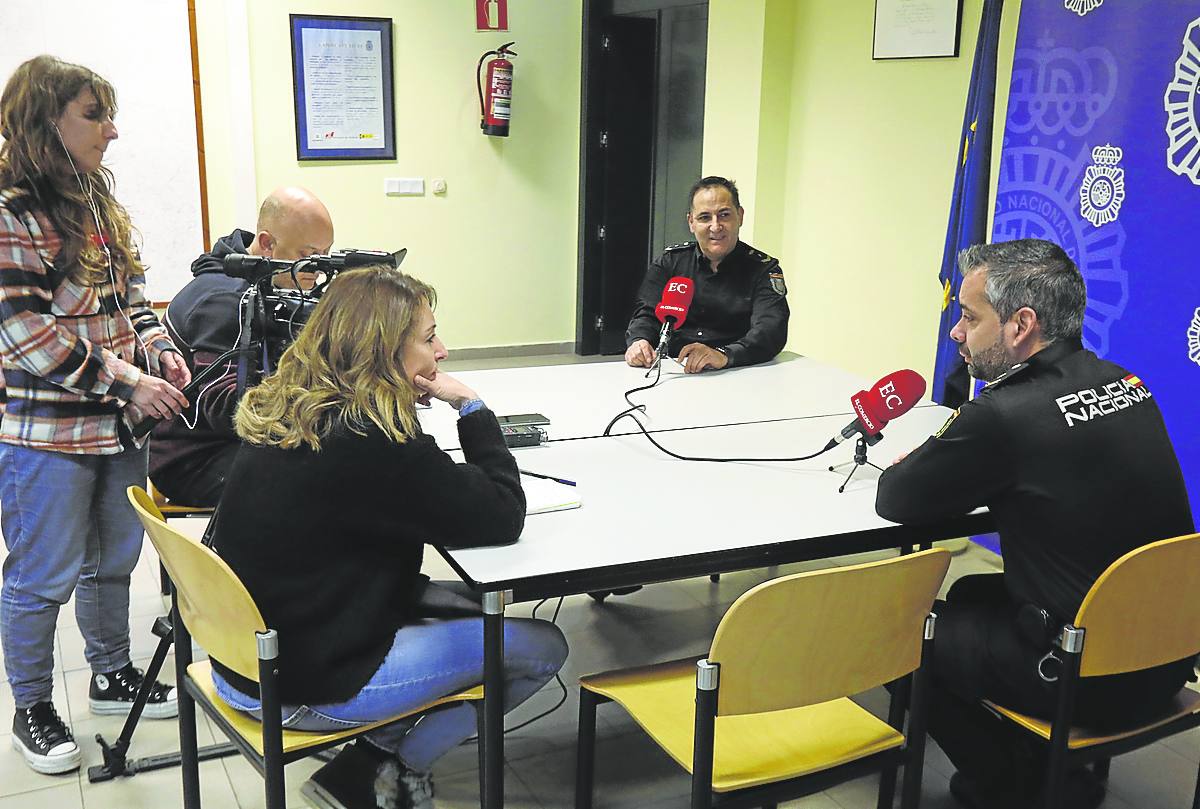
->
xmin=931 ymin=0 xmax=1005 ymax=408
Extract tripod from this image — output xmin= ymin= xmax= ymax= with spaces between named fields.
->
xmin=828 ymin=435 xmax=885 ymax=494
xmin=88 ymin=519 xmax=240 ymax=782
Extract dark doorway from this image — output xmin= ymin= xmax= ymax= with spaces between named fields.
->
xmin=576 ymin=0 xmax=708 ymax=355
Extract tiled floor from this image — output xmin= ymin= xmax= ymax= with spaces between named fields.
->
xmin=0 ymin=353 xmax=1195 ymax=807
xmin=4 ymin=532 xmax=1194 ymax=808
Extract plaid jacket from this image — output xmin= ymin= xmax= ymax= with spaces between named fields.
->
xmin=0 ymin=185 xmax=174 ymax=454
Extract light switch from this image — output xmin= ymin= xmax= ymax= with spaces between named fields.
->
xmin=384 ymin=177 xmax=425 ymax=196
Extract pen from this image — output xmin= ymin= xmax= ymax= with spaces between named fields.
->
xmin=519 ymin=469 xmax=577 ymax=487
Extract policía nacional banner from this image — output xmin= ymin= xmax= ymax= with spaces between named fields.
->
xmin=993 ymin=0 xmax=1200 ymax=518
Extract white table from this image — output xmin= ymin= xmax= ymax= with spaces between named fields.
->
xmin=418 ymin=353 xmax=933 ymax=449
xmin=431 ymin=360 xmax=990 ymax=809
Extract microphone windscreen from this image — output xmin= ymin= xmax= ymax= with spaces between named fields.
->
xmin=654 ymin=276 xmax=695 ymax=329
xmin=871 ymin=369 xmax=927 ymax=420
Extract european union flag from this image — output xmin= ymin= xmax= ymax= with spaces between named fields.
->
xmin=931 ymin=0 xmax=1005 ymax=408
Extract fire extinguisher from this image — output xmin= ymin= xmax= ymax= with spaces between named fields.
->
xmin=477 ymin=42 xmax=516 ymax=137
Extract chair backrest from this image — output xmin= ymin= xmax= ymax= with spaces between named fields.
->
xmin=1075 ymin=532 xmax=1200 ymax=677
xmin=708 ymin=548 xmax=950 ymax=716
xmin=128 ymin=486 xmax=267 ymax=681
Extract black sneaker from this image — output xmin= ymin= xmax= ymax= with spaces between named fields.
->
xmin=301 ymin=741 xmax=404 ymax=809
xmin=89 ymin=662 xmax=177 ymax=719
xmin=12 ymin=701 xmax=81 ymax=774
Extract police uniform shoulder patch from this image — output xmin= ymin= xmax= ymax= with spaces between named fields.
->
xmin=768 ymin=269 xmax=787 ymax=296
xmin=665 ymin=241 xmax=695 ymax=252
xmin=983 ymin=362 xmax=1030 ymax=389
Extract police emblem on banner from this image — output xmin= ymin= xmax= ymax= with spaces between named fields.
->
xmin=1065 ymin=0 xmax=1104 ymax=16
xmin=1079 ymin=144 xmax=1125 ymax=227
xmin=1189 ymin=308 xmax=1200 ymax=367
xmin=1006 ymin=41 xmax=1117 ymax=139
xmin=994 ymin=144 xmax=1127 ymax=358
xmin=1164 ymin=18 xmax=1200 ymax=185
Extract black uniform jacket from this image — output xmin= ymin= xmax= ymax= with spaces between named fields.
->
xmin=877 ymin=339 xmax=1194 ymax=624
xmin=625 ymin=240 xmax=790 ymax=367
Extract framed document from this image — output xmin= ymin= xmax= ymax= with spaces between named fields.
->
xmin=290 ymin=14 xmax=395 ymax=160
xmin=873 ymin=0 xmax=963 ymax=60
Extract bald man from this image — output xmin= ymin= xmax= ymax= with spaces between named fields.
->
xmin=148 ymin=187 xmax=334 ymax=506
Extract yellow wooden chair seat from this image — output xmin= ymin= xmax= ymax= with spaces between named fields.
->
xmin=581 ymin=656 xmax=904 ymax=792
xmin=188 ymin=659 xmax=484 ymax=757
xmin=984 ymin=687 xmax=1200 ymax=750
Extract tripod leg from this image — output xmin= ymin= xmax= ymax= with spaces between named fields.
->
xmin=88 ymin=615 xmax=175 ymax=783
xmin=838 ymin=465 xmax=858 ymax=494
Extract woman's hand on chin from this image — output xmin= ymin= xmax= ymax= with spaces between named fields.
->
xmin=413 ymin=372 xmax=479 ymax=411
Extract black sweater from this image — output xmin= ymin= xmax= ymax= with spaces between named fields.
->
xmin=209 ymin=408 xmax=525 ymax=704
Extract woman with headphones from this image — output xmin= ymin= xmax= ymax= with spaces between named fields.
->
xmin=207 ymin=265 xmax=568 ymax=809
xmin=0 ymin=55 xmax=190 ymax=774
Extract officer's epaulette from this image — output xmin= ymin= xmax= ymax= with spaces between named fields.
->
xmin=664 ymin=241 xmax=695 ymax=252
xmin=982 ymin=361 xmax=1030 ymax=390
xmin=746 ymin=246 xmax=779 ymax=268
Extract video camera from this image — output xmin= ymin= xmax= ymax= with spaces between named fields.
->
xmin=221 ymin=248 xmax=407 ymax=371
xmin=128 ymin=247 xmax=407 ymax=440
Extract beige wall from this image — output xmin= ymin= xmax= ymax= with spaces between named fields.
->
xmin=196 ymin=0 xmax=583 ymax=350
xmin=706 ymin=0 xmax=1021 ymax=381
xmin=195 ymin=1 xmax=1022 ymax=372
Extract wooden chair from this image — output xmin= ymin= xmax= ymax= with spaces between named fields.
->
xmin=575 ymin=548 xmax=952 ymax=809
xmin=127 ymin=486 xmax=484 ymax=809
xmin=982 ymin=532 xmax=1200 ymax=809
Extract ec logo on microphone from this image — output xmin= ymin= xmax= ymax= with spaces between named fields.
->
xmin=878 ymin=381 xmax=903 ymax=411
xmin=667 ymin=281 xmax=690 ymax=294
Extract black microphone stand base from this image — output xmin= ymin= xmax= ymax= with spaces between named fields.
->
xmin=828 ymin=436 xmax=885 ymax=494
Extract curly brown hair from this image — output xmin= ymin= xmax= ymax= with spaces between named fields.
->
xmin=0 ymin=55 xmax=143 ymax=286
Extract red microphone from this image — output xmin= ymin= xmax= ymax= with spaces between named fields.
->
xmin=652 ymin=276 xmax=695 ymax=359
xmin=655 ymin=276 xmax=694 ymax=329
xmin=827 ymin=369 xmax=926 ymax=449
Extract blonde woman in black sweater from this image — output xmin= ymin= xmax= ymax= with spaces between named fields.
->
xmin=208 ymin=266 xmax=567 ymax=809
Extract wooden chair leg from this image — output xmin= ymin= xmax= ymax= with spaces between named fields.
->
xmin=575 ymin=689 xmax=599 ymax=809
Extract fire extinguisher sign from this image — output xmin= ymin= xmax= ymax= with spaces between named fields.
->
xmin=476 ymin=0 xmax=508 ymax=32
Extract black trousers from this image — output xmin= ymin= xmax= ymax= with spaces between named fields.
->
xmin=928 ymin=573 xmax=1191 ymax=791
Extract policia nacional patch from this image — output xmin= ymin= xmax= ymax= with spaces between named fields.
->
xmin=769 ymin=271 xmax=787 ymax=296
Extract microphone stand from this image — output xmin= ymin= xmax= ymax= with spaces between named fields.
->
xmin=646 ymin=319 xmax=673 ymax=377
xmin=828 ymin=433 xmax=885 ymax=493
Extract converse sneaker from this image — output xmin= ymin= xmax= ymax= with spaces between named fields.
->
xmin=12 ymin=701 xmax=81 ymax=774
xmin=89 ymin=662 xmax=177 ymax=719
xmin=301 ymin=741 xmax=402 ymax=809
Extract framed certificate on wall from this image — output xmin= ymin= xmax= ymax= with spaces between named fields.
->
xmin=290 ymin=14 xmax=395 ymax=160
xmin=873 ymin=0 xmax=963 ymax=60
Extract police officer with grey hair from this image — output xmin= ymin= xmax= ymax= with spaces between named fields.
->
xmin=876 ymin=238 xmax=1194 ymax=809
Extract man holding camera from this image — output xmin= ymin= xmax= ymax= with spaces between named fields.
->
xmin=148 ymin=187 xmax=334 ymax=506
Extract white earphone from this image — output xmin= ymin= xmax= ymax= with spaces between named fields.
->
xmin=50 ymin=118 xmax=149 ymax=370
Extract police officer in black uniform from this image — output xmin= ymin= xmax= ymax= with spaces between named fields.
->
xmin=876 ymin=239 xmax=1195 ymax=809
xmin=625 ymin=176 xmax=789 ymax=373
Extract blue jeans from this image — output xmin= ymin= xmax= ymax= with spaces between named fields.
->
xmin=0 ymin=443 xmax=148 ymax=707
xmin=213 ymin=611 xmax=568 ymax=773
